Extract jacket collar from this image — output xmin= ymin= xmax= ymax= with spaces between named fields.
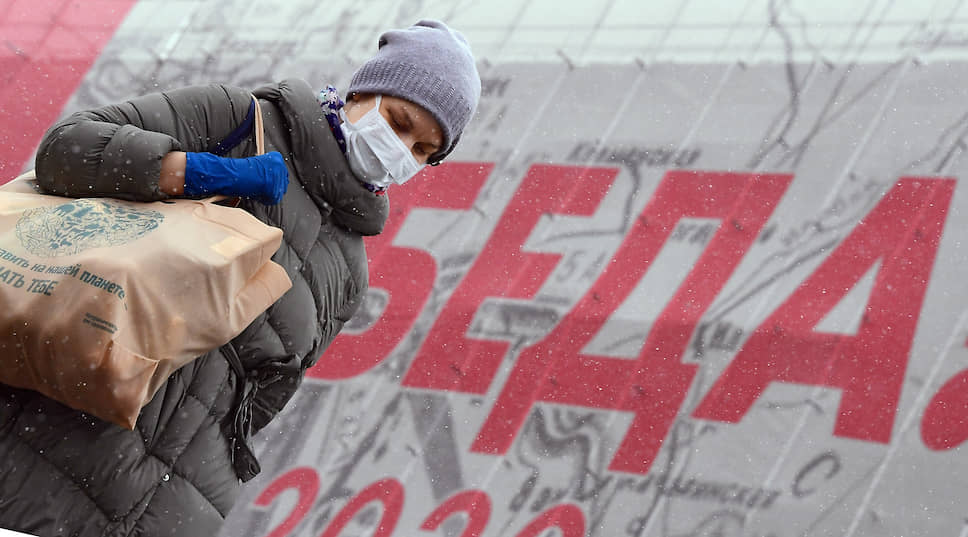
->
xmin=253 ymin=79 xmax=388 ymax=236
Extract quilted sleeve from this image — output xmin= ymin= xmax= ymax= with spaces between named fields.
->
xmin=34 ymin=84 xmax=254 ymax=201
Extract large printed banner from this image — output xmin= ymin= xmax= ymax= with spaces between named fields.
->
xmin=205 ymin=61 xmax=968 ymax=537
xmin=6 ymin=2 xmax=968 ymax=535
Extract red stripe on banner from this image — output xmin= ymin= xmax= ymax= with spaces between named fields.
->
xmin=0 ymin=0 xmax=137 ymax=180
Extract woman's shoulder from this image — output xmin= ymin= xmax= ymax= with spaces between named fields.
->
xmin=252 ymin=78 xmax=315 ymax=105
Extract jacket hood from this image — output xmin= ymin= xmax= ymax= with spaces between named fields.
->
xmin=253 ymin=79 xmax=388 ymax=236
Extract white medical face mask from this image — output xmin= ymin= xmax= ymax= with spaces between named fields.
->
xmin=339 ymin=95 xmax=425 ymax=188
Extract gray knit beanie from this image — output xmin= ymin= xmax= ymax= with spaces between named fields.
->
xmin=348 ymin=20 xmax=481 ymax=165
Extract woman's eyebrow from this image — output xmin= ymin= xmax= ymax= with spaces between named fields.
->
xmin=397 ymin=105 xmax=443 ymax=150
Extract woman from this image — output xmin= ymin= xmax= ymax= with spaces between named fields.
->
xmin=0 ymin=19 xmax=480 ymax=537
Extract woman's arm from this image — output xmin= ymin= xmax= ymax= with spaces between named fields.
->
xmin=39 ymin=111 xmax=285 ymax=203
xmin=34 ymin=84 xmax=256 ymax=201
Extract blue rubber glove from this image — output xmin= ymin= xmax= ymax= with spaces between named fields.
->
xmin=184 ymin=151 xmax=289 ymax=205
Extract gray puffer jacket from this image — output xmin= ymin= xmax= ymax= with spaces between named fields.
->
xmin=0 ymin=79 xmax=387 ymax=536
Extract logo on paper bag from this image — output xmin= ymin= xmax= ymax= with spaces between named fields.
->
xmin=16 ymin=200 xmax=164 ymax=257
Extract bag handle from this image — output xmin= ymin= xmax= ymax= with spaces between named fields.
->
xmin=210 ymin=95 xmax=265 ymax=157
xmin=208 ymin=95 xmax=265 ymax=207
xmin=252 ymin=95 xmax=265 ymax=156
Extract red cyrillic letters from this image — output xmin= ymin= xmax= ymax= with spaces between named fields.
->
xmin=922 ymin=368 xmax=968 ymax=450
xmin=309 ymin=163 xmax=491 ymax=379
xmin=472 ymin=170 xmax=791 ymax=474
xmin=694 ymin=178 xmax=955 ymax=444
xmin=311 ymin=163 xmax=955 ymax=471
xmin=402 ymin=165 xmax=618 ymax=393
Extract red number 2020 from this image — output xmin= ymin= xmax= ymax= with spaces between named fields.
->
xmin=254 ymin=468 xmax=587 ymax=537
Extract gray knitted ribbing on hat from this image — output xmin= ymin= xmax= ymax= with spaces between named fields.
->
xmin=348 ymin=20 xmax=481 ymax=164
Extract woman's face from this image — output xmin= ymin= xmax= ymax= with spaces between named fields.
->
xmin=343 ymin=93 xmax=444 ymax=165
